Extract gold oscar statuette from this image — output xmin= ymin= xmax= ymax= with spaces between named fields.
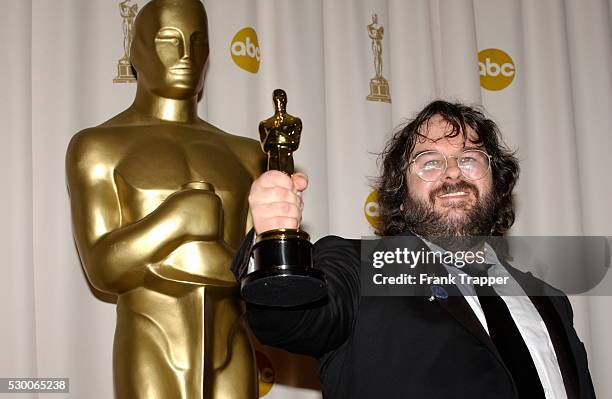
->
xmin=66 ymin=0 xmax=264 ymax=397
xmin=240 ymin=89 xmax=327 ymax=307
xmin=366 ymin=13 xmax=391 ymax=103
xmin=114 ymin=0 xmax=138 ymax=83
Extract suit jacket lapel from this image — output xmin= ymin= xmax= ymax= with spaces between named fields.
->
xmin=422 ymin=258 xmax=505 ymax=365
xmin=398 ymin=233 xmax=507 ymax=366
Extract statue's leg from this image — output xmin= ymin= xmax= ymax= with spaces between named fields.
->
xmin=268 ymin=151 xmax=279 ymax=171
xmin=377 ymin=46 xmax=383 ymax=77
xmin=207 ymin=289 xmax=258 ymax=398
xmin=114 ymin=311 xmax=182 ymax=399
xmin=278 ymin=147 xmax=294 ymax=175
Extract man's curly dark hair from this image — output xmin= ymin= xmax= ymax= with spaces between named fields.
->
xmin=374 ymin=100 xmax=520 ymax=236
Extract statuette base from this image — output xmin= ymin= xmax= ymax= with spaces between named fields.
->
xmin=367 ymin=78 xmax=391 ymax=103
xmin=241 ymin=229 xmax=327 ymax=307
xmin=114 ymin=60 xmax=136 ymax=83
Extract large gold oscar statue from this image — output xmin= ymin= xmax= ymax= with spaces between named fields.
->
xmin=66 ymin=0 xmax=264 ymax=397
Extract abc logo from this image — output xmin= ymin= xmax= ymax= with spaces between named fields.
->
xmin=478 ymin=48 xmax=515 ymax=91
xmin=231 ymin=27 xmax=261 ymax=73
xmin=364 ymin=190 xmax=382 ymax=229
xmin=256 ymin=351 xmax=274 ymax=397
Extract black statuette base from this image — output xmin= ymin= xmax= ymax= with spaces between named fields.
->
xmin=240 ymin=234 xmax=327 ymax=307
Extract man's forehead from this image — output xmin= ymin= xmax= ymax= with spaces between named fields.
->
xmin=414 ymin=115 xmax=478 ymax=146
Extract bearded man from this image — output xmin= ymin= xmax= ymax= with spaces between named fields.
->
xmin=232 ymin=100 xmax=596 ymax=398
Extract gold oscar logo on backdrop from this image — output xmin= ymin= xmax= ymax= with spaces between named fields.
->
xmin=478 ymin=48 xmax=516 ymax=91
xmin=231 ymin=27 xmax=261 ymax=73
xmin=113 ymin=0 xmax=138 ymax=83
xmin=256 ymin=350 xmax=275 ymax=397
xmin=364 ymin=190 xmax=382 ymax=229
xmin=366 ymin=14 xmax=391 ymax=103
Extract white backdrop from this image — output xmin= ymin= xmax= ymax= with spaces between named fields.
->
xmin=1 ymin=0 xmax=612 ymax=398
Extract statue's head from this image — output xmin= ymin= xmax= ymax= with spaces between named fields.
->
xmin=372 ymin=14 xmax=378 ymax=24
xmin=130 ymin=0 xmax=209 ymax=99
xmin=273 ymin=89 xmax=287 ymax=111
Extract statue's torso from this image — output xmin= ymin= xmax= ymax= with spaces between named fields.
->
xmin=99 ymin=123 xmax=254 ymax=283
xmin=260 ymin=115 xmax=301 ymax=150
xmin=82 ymin=121 xmax=260 ymax=398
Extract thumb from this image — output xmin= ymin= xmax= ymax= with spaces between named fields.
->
xmin=291 ymin=173 xmax=309 ymax=192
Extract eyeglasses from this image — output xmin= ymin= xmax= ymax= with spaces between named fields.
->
xmin=408 ymin=149 xmax=492 ymax=182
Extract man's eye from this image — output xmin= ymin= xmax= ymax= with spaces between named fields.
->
xmin=422 ymin=160 xmax=441 ymax=169
xmin=459 ymin=157 xmax=481 ymax=166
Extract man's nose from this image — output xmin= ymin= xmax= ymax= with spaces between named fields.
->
xmin=442 ymin=157 xmax=462 ymax=180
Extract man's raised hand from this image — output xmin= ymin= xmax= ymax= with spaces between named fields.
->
xmin=249 ymin=170 xmax=307 ymax=234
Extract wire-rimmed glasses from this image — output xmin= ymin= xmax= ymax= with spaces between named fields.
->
xmin=408 ymin=149 xmax=492 ymax=182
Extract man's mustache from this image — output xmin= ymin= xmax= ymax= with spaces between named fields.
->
xmin=429 ymin=181 xmax=479 ymax=203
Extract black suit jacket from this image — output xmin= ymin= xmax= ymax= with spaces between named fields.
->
xmin=233 ymin=231 xmax=596 ymax=398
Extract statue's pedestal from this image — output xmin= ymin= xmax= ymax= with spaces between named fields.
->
xmin=114 ymin=59 xmax=136 ymax=83
xmin=367 ymin=77 xmax=391 ymax=103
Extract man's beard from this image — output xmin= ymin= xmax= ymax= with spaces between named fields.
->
xmin=403 ymin=181 xmax=496 ymax=251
